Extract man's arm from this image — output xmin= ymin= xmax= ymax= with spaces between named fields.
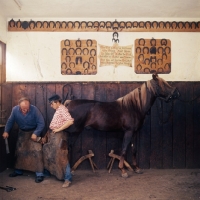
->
xmin=3 ymin=107 xmax=16 ymax=138
xmin=52 ymin=119 xmax=74 ymax=133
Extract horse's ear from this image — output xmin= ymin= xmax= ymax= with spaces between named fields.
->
xmin=152 ymin=73 xmax=158 ymax=80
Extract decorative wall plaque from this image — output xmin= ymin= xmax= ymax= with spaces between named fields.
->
xmin=61 ymin=39 xmax=97 ymax=75
xmin=134 ymin=38 xmax=171 ymax=74
xmin=99 ymin=43 xmax=133 ymax=67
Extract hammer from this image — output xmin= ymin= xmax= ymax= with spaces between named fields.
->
xmin=5 ymin=138 xmax=10 ymax=154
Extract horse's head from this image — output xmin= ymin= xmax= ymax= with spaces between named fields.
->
xmin=150 ymin=73 xmax=180 ymax=102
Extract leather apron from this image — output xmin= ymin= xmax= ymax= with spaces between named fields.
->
xmin=43 ymin=130 xmax=69 ymax=180
xmin=15 ymin=129 xmax=44 ymax=172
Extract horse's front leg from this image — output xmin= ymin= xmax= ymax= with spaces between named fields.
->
xmin=131 ymin=133 xmax=143 ymax=174
xmin=119 ymin=130 xmax=133 ymax=178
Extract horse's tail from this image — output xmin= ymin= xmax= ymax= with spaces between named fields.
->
xmin=64 ymin=99 xmax=72 ymax=107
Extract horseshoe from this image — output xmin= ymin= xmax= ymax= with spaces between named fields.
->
xmin=143 ymin=47 xmax=149 ymax=54
xmin=29 ymin=20 xmax=36 ymax=29
xmin=49 ymin=21 xmax=56 ymax=28
xmin=21 ymin=21 xmax=29 ymax=29
xmin=83 ymin=61 xmax=90 ymax=69
xmin=62 ymin=48 xmax=68 ymax=55
xmin=160 ymin=39 xmax=167 ymax=46
xmin=56 ymin=21 xmax=62 ymax=28
xmin=94 ymin=21 xmax=99 ymax=29
xmin=61 ymin=21 xmax=68 ymax=28
xmin=150 ymin=38 xmax=156 ymax=46
xmin=66 ymin=68 xmax=72 ymax=74
xmin=9 ymin=19 xmax=15 ymax=27
xmin=16 ymin=19 xmax=22 ymax=28
xmin=65 ymin=56 xmax=71 ymax=63
xmin=91 ymin=65 xmax=96 ymax=70
xmin=61 ymin=62 xmax=67 ymax=69
xmin=138 ymin=21 xmax=145 ymax=28
xmin=157 ymin=47 xmax=163 ymax=54
xmin=75 ymin=39 xmax=81 ymax=47
xmin=171 ymin=21 xmax=178 ymax=29
xmin=87 ymin=21 xmax=93 ymax=28
xmin=136 ymin=46 xmax=142 ymax=54
xmin=119 ymin=21 xmax=126 ymax=29
xmin=112 ymin=20 xmax=119 ymax=30
xmin=69 ymin=62 xmax=75 ymax=68
xmin=191 ymin=21 xmax=197 ymax=29
xmin=145 ymin=21 xmax=151 ymax=28
xmin=86 ymin=39 xmax=93 ymax=47
xmin=64 ymin=39 xmax=70 ymax=46
xmin=99 ymin=21 xmax=106 ymax=28
xmin=152 ymin=21 xmax=158 ymax=29
xmin=81 ymin=21 xmax=87 ymax=28
xmin=164 ymin=46 xmax=171 ymax=54
xmin=144 ymin=58 xmax=150 ymax=65
xmin=138 ymin=38 xmax=145 ymax=46
xmin=133 ymin=21 xmax=139 ymax=28
xmin=106 ymin=21 xmax=112 ymax=29
xmin=68 ymin=48 xmax=75 ymax=55
xmin=126 ymin=21 xmax=132 ymax=29
xmin=36 ymin=21 xmax=43 ymax=28
xmin=177 ymin=21 xmax=185 ymax=29
xmin=67 ymin=21 xmax=74 ymax=28
xmin=83 ymin=48 xmax=89 ymax=55
xmin=74 ymin=21 xmax=80 ymax=29
xmin=158 ymin=21 xmax=166 ymax=28
xmin=42 ymin=21 xmax=50 ymax=28
xmin=90 ymin=49 xmax=96 ymax=56
xmin=165 ymin=21 xmax=171 ymax=29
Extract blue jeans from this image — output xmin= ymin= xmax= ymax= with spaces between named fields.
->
xmin=64 ymin=163 xmax=72 ymax=182
xmin=15 ymin=169 xmax=44 ymax=177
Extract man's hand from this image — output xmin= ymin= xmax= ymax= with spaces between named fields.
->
xmin=52 ymin=128 xmax=60 ymax=133
xmin=31 ymin=133 xmax=37 ymax=141
xmin=2 ymin=132 xmax=9 ymax=139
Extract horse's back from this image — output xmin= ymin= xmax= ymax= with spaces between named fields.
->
xmin=66 ymin=99 xmax=123 ymax=131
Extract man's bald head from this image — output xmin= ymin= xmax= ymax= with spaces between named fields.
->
xmin=18 ymin=97 xmax=30 ymax=115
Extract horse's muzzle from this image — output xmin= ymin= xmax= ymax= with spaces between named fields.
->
xmin=166 ymin=88 xmax=180 ymax=102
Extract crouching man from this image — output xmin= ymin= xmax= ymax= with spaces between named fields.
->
xmin=2 ymin=97 xmax=45 ymax=183
xmin=43 ymin=94 xmax=74 ymax=188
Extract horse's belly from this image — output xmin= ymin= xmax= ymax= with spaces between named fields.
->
xmin=87 ymin=120 xmax=121 ymax=132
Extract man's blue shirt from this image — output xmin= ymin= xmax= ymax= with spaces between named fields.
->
xmin=4 ymin=105 xmax=45 ymax=136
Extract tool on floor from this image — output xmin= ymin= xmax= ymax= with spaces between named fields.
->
xmin=0 ymin=186 xmax=16 ymax=192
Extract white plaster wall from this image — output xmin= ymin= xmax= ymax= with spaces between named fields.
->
xmin=0 ymin=15 xmax=7 ymax=43
xmin=4 ymin=18 xmax=200 ymax=82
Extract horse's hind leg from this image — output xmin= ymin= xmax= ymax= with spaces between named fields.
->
xmin=131 ymin=134 xmax=142 ymax=174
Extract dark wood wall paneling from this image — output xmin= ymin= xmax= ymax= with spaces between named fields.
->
xmin=0 ymin=81 xmax=200 ymax=172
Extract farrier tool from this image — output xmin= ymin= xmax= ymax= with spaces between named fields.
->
xmin=0 ymin=186 xmax=16 ymax=192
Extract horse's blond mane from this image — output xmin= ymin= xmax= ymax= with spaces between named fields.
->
xmin=64 ymin=99 xmax=71 ymax=107
xmin=117 ymin=80 xmax=155 ymax=114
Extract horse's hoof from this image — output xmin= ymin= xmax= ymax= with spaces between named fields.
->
xmin=121 ymin=172 xmax=128 ymax=178
xmin=134 ymin=168 xmax=143 ymax=174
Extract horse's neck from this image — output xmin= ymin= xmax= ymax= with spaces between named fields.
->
xmin=120 ymin=81 xmax=156 ymax=116
xmin=137 ymin=81 xmax=156 ymax=115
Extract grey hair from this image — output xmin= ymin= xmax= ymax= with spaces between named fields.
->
xmin=18 ymin=97 xmax=31 ymax=104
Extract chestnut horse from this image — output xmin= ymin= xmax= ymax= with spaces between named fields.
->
xmin=64 ymin=74 xmax=180 ymax=177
